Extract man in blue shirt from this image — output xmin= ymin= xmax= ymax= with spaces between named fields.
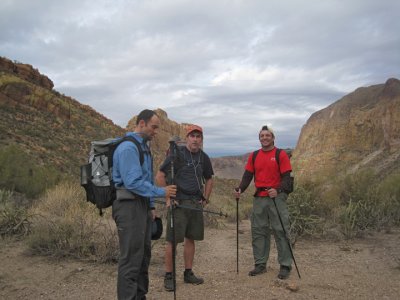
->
xmin=112 ymin=109 xmax=177 ymax=300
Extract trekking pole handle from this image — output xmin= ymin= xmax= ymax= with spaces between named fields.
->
xmin=234 ymin=187 xmax=241 ymax=200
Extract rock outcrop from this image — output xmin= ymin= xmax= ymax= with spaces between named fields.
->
xmin=0 ymin=56 xmax=202 ymax=177
xmin=292 ymin=78 xmax=400 ymax=183
xmin=0 ymin=57 xmax=125 ymax=176
xmin=0 ymin=56 xmax=54 ymax=90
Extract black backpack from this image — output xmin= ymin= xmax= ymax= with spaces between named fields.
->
xmin=252 ymin=148 xmax=294 ymax=194
xmin=80 ymin=136 xmax=144 ymax=215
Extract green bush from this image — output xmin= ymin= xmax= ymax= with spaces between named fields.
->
xmin=287 ymin=184 xmax=324 ymax=238
xmin=376 ymin=172 xmax=400 ymax=228
xmin=28 ymin=182 xmax=118 ymax=262
xmin=0 ymin=145 xmax=61 ymax=198
xmin=0 ymin=189 xmax=31 ymax=237
xmin=338 ymin=169 xmax=400 ymax=238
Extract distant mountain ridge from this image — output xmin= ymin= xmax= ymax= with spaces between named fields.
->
xmin=211 ymin=148 xmax=293 ymax=180
xmin=211 ymin=153 xmax=249 ymax=179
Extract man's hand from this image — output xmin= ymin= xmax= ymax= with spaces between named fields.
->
xmin=199 ymin=195 xmax=209 ymax=207
xmin=165 ymin=185 xmax=177 ymax=198
xmin=267 ymin=188 xmax=278 ymax=198
xmin=164 ymin=185 xmax=177 ymax=207
xmin=234 ymin=188 xmax=241 ymax=199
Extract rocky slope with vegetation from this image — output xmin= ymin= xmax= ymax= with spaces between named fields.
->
xmin=0 ymin=56 xmax=125 ymax=180
xmin=292 ymin=78 xmax=400 ymax=183
xmin=1 ymin=57 xmax=399 ymax=243
xmin=0 ymin=57 xmax=194 ymax=196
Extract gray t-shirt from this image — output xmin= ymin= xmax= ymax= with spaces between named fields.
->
xmin=160 ymin=146 xmax=214 ymax=199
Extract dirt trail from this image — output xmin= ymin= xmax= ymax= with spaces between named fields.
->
xmin=1 ymin=221 xmax=400 ymax=299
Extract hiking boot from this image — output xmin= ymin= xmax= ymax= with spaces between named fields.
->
xmin=248 ymin=264 xmax=266 ymax=276
xmin=278 ymin=265 xmax=291 ymax=279
xmin=184 ymin=270 xmax=204 ymax=285
xmin=164 ymin=273 xmax=174 ymax=291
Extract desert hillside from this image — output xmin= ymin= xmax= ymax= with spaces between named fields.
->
xmin=210 ymin=153 xmax=249 ymax=179
xmin=0 ymin=57 xmax=197 ymax=185
xmin=0 ymin=56 xmax=125 ymax=177
xmin=292 ymin=78 xmax=400 ymax=183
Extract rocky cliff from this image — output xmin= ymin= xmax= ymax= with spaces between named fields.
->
xmin=0 ymin=57 xmax=54 ymax=90
xmin=0 ymin=57 xmax=199 ymax=177
xmin=0 ymin=57 xmax=125 ymax=176
xmin=292 ymin=78 xmax=400 ymax=183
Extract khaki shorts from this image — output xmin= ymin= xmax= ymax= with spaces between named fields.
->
xmin=165 ymin=199 xmax=204 ymax=243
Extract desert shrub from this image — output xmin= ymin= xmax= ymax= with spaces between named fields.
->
xmin=287 ymin=183 xmax=324 ymax=238
xmin=210 ymin=177 xmax=253 ymax=224
xmin=315 ymin=183 xmax=342 ymax=219
xmin=338 ymin=169 xmax=400 ymax=238
xmin=28 ymin=182 xmax=118 ymax=262
xmin=377 ymin=172 xmax=400 ymax=226
xmin=0 ymin=145 xmax=60 ymax=198
xmin=0 ymin=189 xmax=32 ymax=238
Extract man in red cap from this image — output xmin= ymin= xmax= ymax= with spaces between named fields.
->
xmin=156 ymin=124 xmax=214 ymax=291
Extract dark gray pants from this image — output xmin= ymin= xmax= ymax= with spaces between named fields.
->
xmin=112 ymin=197 xmax=152 ymax=300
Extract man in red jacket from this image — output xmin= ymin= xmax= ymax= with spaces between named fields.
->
xmin=235 ymin=125 xmax=293 ymax=279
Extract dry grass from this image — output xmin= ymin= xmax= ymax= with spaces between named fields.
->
xmin=0 ymin=190 xmax=32 ymax=238
xmin=27 ymin=181 xmax=118 ymax=262
xmin=17 ymin=170 xmax=400 ymax=261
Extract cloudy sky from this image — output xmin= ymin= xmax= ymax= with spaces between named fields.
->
xmin=1 ymin=0 xmax=399 ymax=156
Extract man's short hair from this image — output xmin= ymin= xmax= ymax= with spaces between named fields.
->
xmin=136 ymin=109 xmax=158 ymax=125
xmin=259 ymin=125 xmax=274 ymax=137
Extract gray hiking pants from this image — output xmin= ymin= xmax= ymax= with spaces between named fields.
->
xmin=251 ymin=193 xmax=292 ymax=268
xmin=112 ymin=197 xmax=152 ymax=300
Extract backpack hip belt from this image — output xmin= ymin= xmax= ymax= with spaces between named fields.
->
xmin=116 ymin=187 xmax=146 ymax=201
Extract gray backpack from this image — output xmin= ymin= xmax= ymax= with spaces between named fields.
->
xmin=80 ymin=136 xmax=144 ymax=215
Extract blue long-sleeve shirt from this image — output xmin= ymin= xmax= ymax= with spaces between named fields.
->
xmin=112 ymin=132 xmax=165 ymax=207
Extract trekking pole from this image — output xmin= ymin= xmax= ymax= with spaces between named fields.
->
xmin=234 ymin=188 xmax=240 ymax=274
xmin=271 ymin=197 xmax=301 ymax=279
xmin=168 ymin=140 xmax=177 ymax=300
xmin=153 ymin=200 xmax=228 ymax=217
xmin=176 ymin=203 xmax=228 ymax=217
xmin=170 ymin=202 xmax=177 ymax=300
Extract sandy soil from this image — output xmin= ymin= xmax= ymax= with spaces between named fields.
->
xmin=1 ymin=220 xmax=399 ymax=300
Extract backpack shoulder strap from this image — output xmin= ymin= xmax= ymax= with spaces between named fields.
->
xmin=119 ymin=136 xmax=145 ymax=166
xmin=251 ymin=150 xmax=260 ymax=182
xmin=252 ymin=150 xmax=260 ymax=167
xmin=275 ymin=148 xmax=281 ymax=174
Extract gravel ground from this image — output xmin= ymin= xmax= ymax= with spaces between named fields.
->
xmin=1 ymin=221 xmax=399 ymax=300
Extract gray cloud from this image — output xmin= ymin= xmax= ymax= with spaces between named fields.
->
xmin=1 ymin=0 xmax=399 ymax=156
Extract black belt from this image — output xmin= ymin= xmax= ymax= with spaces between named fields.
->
xmin=254 ymin=187 xmax=283 ymax=197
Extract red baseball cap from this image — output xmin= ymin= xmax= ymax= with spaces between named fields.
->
xmin=186 ymin=124 xmax=203 ymax=136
